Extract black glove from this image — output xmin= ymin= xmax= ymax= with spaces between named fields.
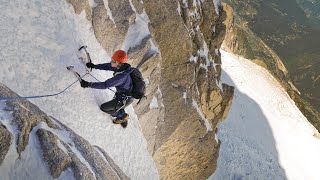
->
xmin=80 ymin=79 xmax=90 ymax=88
xmin=86 ymin=62 xmax=96 ymax=69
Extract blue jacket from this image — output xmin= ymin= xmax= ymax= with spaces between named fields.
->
xmin=89 ymin=63 xmax=133 ymax=94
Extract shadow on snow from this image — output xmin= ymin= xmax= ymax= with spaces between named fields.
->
xmin=211 ymin=69 xmax=288 ymax=180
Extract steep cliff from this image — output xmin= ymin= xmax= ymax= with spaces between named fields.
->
xmin=0 ymin=83 xmax=129 ymax=180
xmin=64 ymin=0 xmax=234 ymax=179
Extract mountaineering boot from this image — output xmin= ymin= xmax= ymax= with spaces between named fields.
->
xmin=120 ymin=121 xmax=128 ymax=128
xmin=112 ymin=113 xmax=129 ymax=128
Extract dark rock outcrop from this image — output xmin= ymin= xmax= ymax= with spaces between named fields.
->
xmin=0 ymin=83 xmax=129 ymax=179
xmin=0 ymin=123 xmax=12 ymax=164
xmin=36 ymin=129 xmax=72 ymax=178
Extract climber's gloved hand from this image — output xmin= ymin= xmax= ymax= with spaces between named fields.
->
xmin=80 ymin=79 xmax=90 ymax=88
xmin=86 ymin=62 xmax=96 ymax=69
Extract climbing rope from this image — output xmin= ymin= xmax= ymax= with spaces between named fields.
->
xmin=0 ymin=66 xmax=120 ymax=101
xmin=0 ymin=73 xmax=89 ymax=101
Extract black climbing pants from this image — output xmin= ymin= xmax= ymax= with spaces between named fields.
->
xmin=100 ymin=94 xmax=133 ymax=117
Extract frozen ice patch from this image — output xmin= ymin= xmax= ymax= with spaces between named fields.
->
xmin=150 ymin=96 xmax=158 ymax=109
xmin=213 ymin=0 xmax=221 ymax=15
xmin=192 ymin=99 xmax=212 ymax=131
xmin=88 ymin=0 xmax=98 ymax=8
xmin=103 ymin=0 xmax=116 ymax=24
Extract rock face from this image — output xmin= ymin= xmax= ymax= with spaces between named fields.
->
xmin=92 ymin=0 xmax=135 ymax=55
xmin=66 ymin=0 xmax=92 ymax=21
xmin=0 ymin=83 xmax=129 ymax=180
xmin=141 ymin=1 xmax=234 ymax=179
xmin=0 ymin=123 xmax=12 ymax=164
xmin=222 ymin=3 xmax=288 ymax=78
xmin=62 ymin=0 xmax=235 ymax=179
xmin=36 ymin=129 xmax=73 ymax=178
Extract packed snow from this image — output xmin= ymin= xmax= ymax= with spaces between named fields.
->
xmin=213 ymin=0 xmax=221 ymax=15
xmin=192 ymin=99 xmax=213 ymax=132
xmin=210 ymin=50 xmax=320 ymax=180
xmin=121 ymin=11 xmax=150 ymax=52
xmin=102 ymin=0 xmax=115 ymax=24
xmin=0 ymin=0 xmax=158 ymax=179
xmin=149 ymin=96 xmax=158 ymax=110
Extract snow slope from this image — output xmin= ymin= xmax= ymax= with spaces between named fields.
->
xmin=0 ymin=0 xmax=158 ymax=179
xmin=210 ymin=50 xmax=320 ymax=180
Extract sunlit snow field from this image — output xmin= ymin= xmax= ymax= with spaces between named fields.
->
xmin=211 ymin=50 xmax=320 ymax=180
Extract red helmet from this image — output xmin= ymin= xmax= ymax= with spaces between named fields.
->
xmin=112 ymin=50 xmax=128 ymax=63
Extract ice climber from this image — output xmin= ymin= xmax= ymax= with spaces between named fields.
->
xmin=80 ymin=50 xmax=133 ymax=128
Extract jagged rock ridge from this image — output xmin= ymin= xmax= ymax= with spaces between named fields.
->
xmin=0 ymin=83 xmax=129 ymax=180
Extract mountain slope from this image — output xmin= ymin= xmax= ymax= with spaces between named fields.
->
xmin=210 ymin=50 xmax=320 ymax=180
xmin=0 ymin=84 xmax=129 ymax=179
xmin=223 ymin=0 xmax=320 ymax=128
xmin=0 ymin=0 xmax=158 ymax=179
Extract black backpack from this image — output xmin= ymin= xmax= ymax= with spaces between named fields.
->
xmin=130 ymin=68 xmax=146 ymax=100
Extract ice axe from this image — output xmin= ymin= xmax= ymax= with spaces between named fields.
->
xmin=79 ymin=45 xmax=93 ymax=72
xmin=66 ymin=66 xmax=82 ymax=81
